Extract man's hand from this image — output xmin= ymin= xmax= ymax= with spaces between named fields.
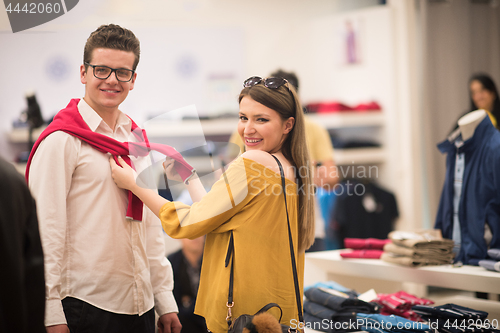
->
xmin=157 ymin=312 xmax=182 ymax=333
xmin=46 ymin=324 xmax=70 ymax=333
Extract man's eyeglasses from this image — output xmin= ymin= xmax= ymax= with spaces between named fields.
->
xmin=84 ymin=62 xmax=135 ymax=82
xmin=243 ymin=76 xmax=290 ymax=90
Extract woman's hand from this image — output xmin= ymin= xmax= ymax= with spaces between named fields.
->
xmin=163 ymin=157 xmax=183 ymax=182
xmin=109 ymin=156 xmax=137 ymax=190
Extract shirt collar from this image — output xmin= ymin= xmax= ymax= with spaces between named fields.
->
xmin=77 ymin=98 xmax=132 ymax=134
xmin=438 ymin=116 xmax=495 ymax=154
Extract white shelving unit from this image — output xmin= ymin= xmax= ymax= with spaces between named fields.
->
xmin=306 ymin=111 xmax=384 ymax=128
xmin=7 ymin=112 xmax=384 ymax=140
xmin=14 ymin=163 xmax=27 ymax=175
xmin=144 ymin=118 xmax=239 ymax=138
xmin=8 ymin=111 xmax=386 ymax=173
xmin=8 ymin=126 xmax=47 ymax=143
xmin=334 ymin=147 xmax=386 ymax=165
xmin=306 ymin=111 xmax=386 ymax=167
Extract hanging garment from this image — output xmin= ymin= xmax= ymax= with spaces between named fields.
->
xmin=332 ymin=180 xmax=398 ymax=248
xmin=435 ymin=116 xmax=500 ymax=264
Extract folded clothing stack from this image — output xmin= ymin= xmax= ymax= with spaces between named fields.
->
xmin=412 ymin=303 xmax=494 ymax=333
xmin=340 ymin=238 xmax=392 ymax=259
xmin=305 ymin=281 xmax=358 ymax=298
xmin=356 ymin=313 xmax=429 ymax=333
xmin=374 ymin=291 xmax=433 ymax=321
xmin=479 ymin=248 xmax=500 ymax=272
xmin=303 ymin=286 xmax=379 ymax=332
xmin=305 ymin=101 xmax=382 ymax=113
xmin=381 ymin=230 xmax=454 ymax=267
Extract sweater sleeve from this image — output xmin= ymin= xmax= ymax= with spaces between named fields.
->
xmin=160 ymin=157 xmax=264 ymax=239
xmin=144 ymin=206 xmax=178 ymax=316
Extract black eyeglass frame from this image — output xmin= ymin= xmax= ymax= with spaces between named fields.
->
xmin=84 ymin=62 xmax=135 ymax=82
xmin=243 ymin=76 xmax=291 ymax=91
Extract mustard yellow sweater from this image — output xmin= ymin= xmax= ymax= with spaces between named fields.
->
xmin=160 ymin=157 xmax=304 ymax=333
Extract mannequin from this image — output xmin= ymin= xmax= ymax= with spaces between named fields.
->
xmin=457 ymin=110 xmax=494 ymax=247
xmin=458 ymin=109 xmax=487 ymax=141
xmin=436 ymin=107 xmax=500 ymax=265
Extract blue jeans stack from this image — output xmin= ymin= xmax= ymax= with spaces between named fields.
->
xmin=479 ymin=248 xmax=500 ymax=272
xmin=302 ymin=285 xmax=378 ymax=332
xmin=302 ymin=283 xmax=434 ymax=333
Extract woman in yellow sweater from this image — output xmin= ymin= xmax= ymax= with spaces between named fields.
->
xmin=110 ymin=76 xmax=315 ymax=333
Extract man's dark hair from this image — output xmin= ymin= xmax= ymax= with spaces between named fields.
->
xmin=83 ymin=24 xmax=140 ymax=70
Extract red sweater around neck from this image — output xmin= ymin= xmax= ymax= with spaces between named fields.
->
xmin=26 ymin=98 xmax=195 ymax=221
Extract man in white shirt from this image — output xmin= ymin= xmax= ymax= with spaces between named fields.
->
xmin=28 ymin=24 xmax=181 ymax=333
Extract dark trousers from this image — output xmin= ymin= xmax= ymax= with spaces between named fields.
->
xmin=62 ymin=297 xmax=155 ymax=333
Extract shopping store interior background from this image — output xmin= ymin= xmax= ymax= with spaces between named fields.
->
xmin=1 ymin=0 xmax=499 ymax=241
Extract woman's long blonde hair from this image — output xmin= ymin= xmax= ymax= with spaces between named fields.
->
xmin=239 ymin=82 xmax=315 ymax=252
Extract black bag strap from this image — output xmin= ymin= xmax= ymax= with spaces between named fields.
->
xmin=255 ymin=303 xmax=283 ymax=322
xmin=225 ymin=230 xmax=235 ymax=325
xmin=225 ymin=155 xmax=304 ymax=327
xmin=271 ymin=155 xmax=304 ymax=325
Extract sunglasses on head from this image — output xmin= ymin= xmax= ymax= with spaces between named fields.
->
xmin=243 ymin=76 xmax=290 ymax=90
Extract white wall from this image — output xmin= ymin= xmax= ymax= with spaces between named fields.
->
xmin=305 ymin=3 xmax=426 ymax=232
xmin=0 ymin=0 xmax=341 ymax=161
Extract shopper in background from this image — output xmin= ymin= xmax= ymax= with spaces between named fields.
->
xmin=167 ymin=237 xmax=207 ymax=333
xmin=451 ymin=73 xmax=500 ymax=134
xmin=229 ymin=70 xmax=339 ymax=251
xmin=468 ymin=73 xmax=500 ymax=130
xmin=110 ymin=75 xmax=316 ymax=333
xmin=27 ymin=24 xmax=181 ymax=333
xmin=0 ymin=157 xmax=45 ymax=333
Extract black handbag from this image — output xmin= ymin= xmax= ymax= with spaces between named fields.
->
xmin=227 ymin=303 xmax=290 ymax=333
xmin=225 ymin=155 xmax=304 ymax=333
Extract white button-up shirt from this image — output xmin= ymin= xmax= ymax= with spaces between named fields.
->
xmin=29 ymin=99 xmax=177 ymax=326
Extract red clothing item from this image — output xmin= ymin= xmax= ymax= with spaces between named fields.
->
xmin=306 ymin=101 xmax=354 ymax=113
xmin=375 ymin=291 xmax=434 ymax=322
xmin=340 ymin=249 xmax=384 ymax=259
xmin=344 ymin=238 xmax=391 ymax=250
xmin=26 ymin=98 xmax=195 ymax=221
xmin=353 ymin=101 xmax=382 ymax=111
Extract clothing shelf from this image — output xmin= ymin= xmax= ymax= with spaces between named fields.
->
xmin=305 ymin=249 xmax=500 ymax=295
xmin=306 ymin=112 xmax=384 ymax=129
